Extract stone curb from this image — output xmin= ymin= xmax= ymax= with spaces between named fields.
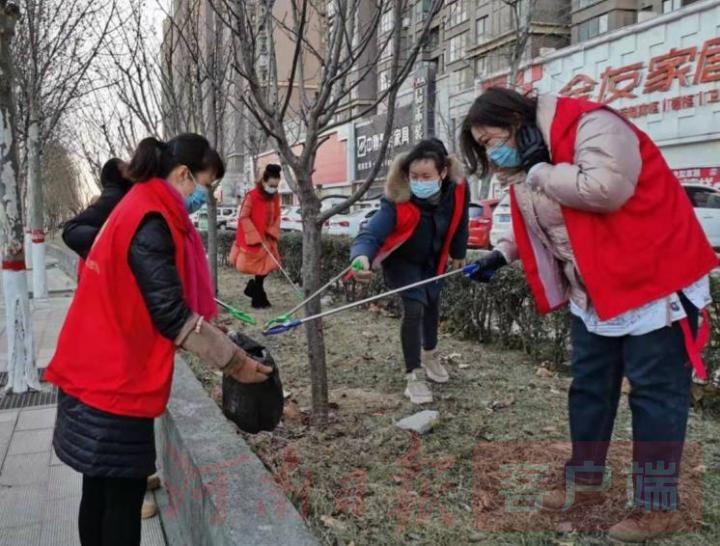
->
xmin=155 ymin=355 xmax=320 ymax=546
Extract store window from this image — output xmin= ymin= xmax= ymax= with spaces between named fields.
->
xmin=448 ymin=32 xmax=469 ymax=63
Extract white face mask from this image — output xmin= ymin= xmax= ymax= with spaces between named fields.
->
xmin=263 ymin=183 xmax=278 ymax=195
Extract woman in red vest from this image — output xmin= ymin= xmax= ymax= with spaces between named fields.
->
xmin=350 ymin=139 xmax=469 ymax=405
xmin=229 ymin=163 xmax=282 ymax=308
xmin=460 ymin=87 xmax=717 ymax=542
xmin=45 ymin=134 xmax=272 ymax=546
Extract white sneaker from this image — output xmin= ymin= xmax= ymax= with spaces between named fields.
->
xmin=421 ymin=349 xmax=449 ymax=383
xmin=404 ymin=370 xmax=433 ymax=404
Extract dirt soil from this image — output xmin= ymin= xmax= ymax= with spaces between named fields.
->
xmin=186 ymin=270 xmax=720 ymax=546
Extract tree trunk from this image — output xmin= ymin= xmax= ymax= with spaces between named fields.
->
xmin=0 ymin=4 xmax=39 ymax=393
xmin=300 ymin=195 xmax=329 ymax=425
xmin=26 ymin=102 xmax=47 ymax=298
xmin=207 ymin=189 xmax=218 ymax=292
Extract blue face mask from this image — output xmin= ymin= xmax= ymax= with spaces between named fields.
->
xmin=185 ymin=184 xmax=208 ymax=214
xmin=488 ymin=143 xmax=521 ymax=169
xmin=410 ymin=180 xmax=441 ymax=199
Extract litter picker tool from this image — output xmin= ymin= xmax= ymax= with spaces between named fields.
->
xmin=265 ymin=265 xmax=353 ymax=329
xmin=215 ymin=298 xmax=257 ymax=325
xmin=263 ymin=262 xmax=480 ymax=336
xmin=259 ymin=238 xmax=303 ymax=298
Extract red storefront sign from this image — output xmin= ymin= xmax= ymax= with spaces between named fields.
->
xmin=256 ymin=132 xmax=348 ymax=187
xmin=558 ymin=37 xmax=720 ymax=120
xmin=672 ymin=167 xmax=720 ymax=187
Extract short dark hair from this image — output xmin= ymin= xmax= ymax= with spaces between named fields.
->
xmin=460 ymin=87 xmax=537 ymax=177
xmin=400 ymin=138 xmax=450 ymax=179
xmin=263 ymin=163 xmax=282 ymax=180
xmin=100 ymin=158 xmax=131 ymax=190
xmin=127 ymin=133 xmax=225 ymax=183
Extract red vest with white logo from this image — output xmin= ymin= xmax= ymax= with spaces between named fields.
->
xmin=374 ymin=180 xmax=467 ymax=275
xmin=510 ymin=97 xmax=717 ymax=321
xmin=45 ymin=179 xmax=188 ymax=418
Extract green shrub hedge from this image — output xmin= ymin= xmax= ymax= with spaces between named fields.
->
xmin=207 ymin=230 xmax=719 ymax=372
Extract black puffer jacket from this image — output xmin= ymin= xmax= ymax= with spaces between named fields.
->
xmin=54 ymin=213 xmax=192 ymax=478
xmin=62 ymin=179 xmax=132 ymax=259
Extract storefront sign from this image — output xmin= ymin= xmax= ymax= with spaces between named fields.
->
xmin=673 ymin=167 xmax=720 ymax=186
xmin=354 ymin=104 xmax=413 ymax=180
xmin=558 ymin=38 xmax=720 ymax=119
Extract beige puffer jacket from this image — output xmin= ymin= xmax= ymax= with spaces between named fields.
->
xmin=495 ymin=95 xmax=643 ymax=310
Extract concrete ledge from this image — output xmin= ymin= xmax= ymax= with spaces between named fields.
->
xmin=155 ymin=356 xmax=319 ymax=546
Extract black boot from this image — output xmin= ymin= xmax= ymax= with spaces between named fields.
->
xmin=244 ymin=278 xmax=256 ymax=300
xmin=256 ymin=286 xmax=272 ymax=309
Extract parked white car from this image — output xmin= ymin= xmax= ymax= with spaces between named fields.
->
xmin=489 ymin=193 xmax=512 ymax=248
xmin=328 ymin=207 xmax=380 ymax=238
xmin=281 ymin=206 xmax=303 ymax=232
xmin=684 ymin=183 xmax=720 ymax=249
xmin=216 ymin=206 xmax=237 ymax=230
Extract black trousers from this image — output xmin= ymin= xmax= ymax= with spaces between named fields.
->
xmin=401 ymin=296 xmax=440 ymax=373
xmin=79 ymin=475 xmax=147 ymax=546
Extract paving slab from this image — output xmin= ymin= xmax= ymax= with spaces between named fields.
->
xmin=0 ymin=483 xmax=46 ymax=528
xmin=0 ymin=522 xmax=42 ymax=546
xmin=0 ymin=452 xmax=51 ymax=487
xmin=7 ymin=428 xmax=53 ymax=456
xmin=16 ymin=407 xmax=56 ymax=431
xmin=47 ymin=464 xmax=82 ymax=501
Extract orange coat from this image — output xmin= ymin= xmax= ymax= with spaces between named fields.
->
xmin=229 ymin=188 xmax=281 ymax=276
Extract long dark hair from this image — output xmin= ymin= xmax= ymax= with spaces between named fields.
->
xmin=400 ymin=138 xmax=451 ymax=181
xmin=127 ymin=133 xmax=225 ymax=183
xmin=460 ymin=87 xmax=538 ymax=177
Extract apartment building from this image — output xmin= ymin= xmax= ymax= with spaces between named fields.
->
xmin=571 ymin=0 xmax=703 ymax=44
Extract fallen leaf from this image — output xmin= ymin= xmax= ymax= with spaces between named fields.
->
xmin=535 ymin=367 xmax=554 ymax=378
xmin=557 ymin=521 xmax=574 ymax=533
xmin=320 ymin=515 xmax=348 ymax=532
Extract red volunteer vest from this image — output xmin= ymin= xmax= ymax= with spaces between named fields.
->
xmin=511 ymin=97 xmax=717 ymax=321
xmin=374 ymin=180 xmax=467 ymax=275
xmin=234 ymin=188 xmax=281 ymax=253
xmin=45 ymin=179 xmax=188 ymax=418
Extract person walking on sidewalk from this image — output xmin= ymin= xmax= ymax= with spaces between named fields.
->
xmin=45 ymin=134 xmax=272 ymax=546
xmin=62 ymin=158 xmax=132 ymax=280
xmin=462 ymin=87 xmax=717 ymax=543
xmin=229 ymin=163 xmax=283 ymax=308
xmin=350 ymin=138 xmax=469 ymax=405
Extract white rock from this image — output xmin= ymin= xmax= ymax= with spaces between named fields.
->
xmin=395 ymin=410 xmax=439 ymax=434
xmin=320 ymin=295 xmax=334 ymax=306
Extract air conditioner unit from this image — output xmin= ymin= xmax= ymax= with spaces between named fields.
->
xmin=638 ymin=11 xmax=658 ymax=22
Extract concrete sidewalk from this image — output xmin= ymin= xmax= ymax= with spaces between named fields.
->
xmin=0 ymin=263 xmax=167 ymax=545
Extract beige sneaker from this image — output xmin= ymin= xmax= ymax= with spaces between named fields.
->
xmin=141 ymin=498 xmax=158 ymax=519
xmin=421 ymin=349 xmax=449 ymax=383
xmin=146 ymin=473 xmax=161 ymax=491
xmin=404 ymin=369 xmax=433 ymax=404
xmin=608 ymin=509 xmax=683 ymax=543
